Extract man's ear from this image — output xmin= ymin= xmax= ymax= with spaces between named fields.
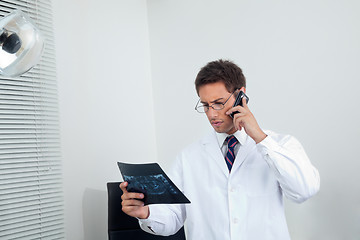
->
xmin=240 ymin=87 xmax=246 ymax=93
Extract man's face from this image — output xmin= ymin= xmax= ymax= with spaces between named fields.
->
xmin=198 ymin=82 xmax=238 ymax=134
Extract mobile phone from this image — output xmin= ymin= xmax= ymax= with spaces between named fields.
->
xmin=230 ymin=91 xmax=249 ymax=118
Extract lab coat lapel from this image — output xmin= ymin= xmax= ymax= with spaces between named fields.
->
xmin=202 ymin=131 xmax=229 ymax=177
xmin=231 ymin=136 xmax=256 ymax=173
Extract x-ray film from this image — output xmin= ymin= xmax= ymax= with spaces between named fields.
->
xmin=117 ymin=162 xmax=191 ymax=205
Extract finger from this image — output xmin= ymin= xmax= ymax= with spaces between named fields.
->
xmin=226 ymin=106 xmax=244 ymax=116
xmin=234 ymin=124 xmax=242 ymax=131
xmin=233 ymin=116 xmax=244 ymax=131
xmin=120 ymin=182 xmax=128 ymax=193
xmin=122 ymin=199 xmax=145 ymax=207
xmin=121 ymin=192 xmax=145 ymax=201
xmin=242 ymin=97 xmax=249 ymax=109
xmin=122 ymin=205 xmax=150 ymax=219
xmin=122 ymin=205 xmax=144 ymax=214
xmin=234 ymin=120 xmax=242 ymax=131
xmin=120 ymin=182 xmax=145 ymax=199
xmin=232 ymin=110 xmax=246 ymax=118
xmin=229 ymin=110 xmax=246 ymax=121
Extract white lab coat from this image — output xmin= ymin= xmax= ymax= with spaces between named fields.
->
xmin=139 ymin=130 xmax=320 ymax=240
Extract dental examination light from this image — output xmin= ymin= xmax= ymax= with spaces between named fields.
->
xmin=0 ymin=10 xmax=44 ymax=77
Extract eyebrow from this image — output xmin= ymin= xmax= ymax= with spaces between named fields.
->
xmin=200 ymin=97 xmax=224 ymax=104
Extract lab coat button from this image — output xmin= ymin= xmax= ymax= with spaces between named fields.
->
xmin=233 ymin=218 xmax=239 ymax=224
xmin=229 ymin=188 xmax=235 ymax=192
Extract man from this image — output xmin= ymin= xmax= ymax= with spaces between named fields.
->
xmin=120 ymin=59 xmax=320 ymax=239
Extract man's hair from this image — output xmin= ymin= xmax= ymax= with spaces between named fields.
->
xmin=195 ymin=59 xmax=246 ymax=95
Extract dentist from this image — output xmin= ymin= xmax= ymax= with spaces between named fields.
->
xmin=120 ymin=59 xmax=320 ymax=240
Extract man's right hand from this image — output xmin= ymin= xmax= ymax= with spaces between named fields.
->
xmin=120 ymin=182 xmax=150 ymax=219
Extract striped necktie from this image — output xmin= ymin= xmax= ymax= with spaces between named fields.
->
xmin=225 ymin=135 xmax=238 ymax=172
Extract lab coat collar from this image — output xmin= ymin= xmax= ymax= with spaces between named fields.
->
xmin=215 ymin=129 xmax=248 ymax=148
xmin=201 ymin=130 xmax=255 ymax=177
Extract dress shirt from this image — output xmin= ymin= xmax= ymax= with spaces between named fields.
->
xmin=138 ymin=129 xmax=320 ymax=240
xmin=216 ymin=130 xmax=247 ymax=157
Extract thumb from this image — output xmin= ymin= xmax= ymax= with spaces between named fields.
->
xmin=119 ymin=181 xmax=129 ymax=193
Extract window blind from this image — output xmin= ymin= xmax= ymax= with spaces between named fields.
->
xmin=0 ymin=0 xmax=65 ymax=239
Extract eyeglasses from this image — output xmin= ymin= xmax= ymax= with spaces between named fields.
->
xmin=195 ymin=90 xmax=237 ymax=113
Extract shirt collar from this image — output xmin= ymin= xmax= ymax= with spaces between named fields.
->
xmin=215 ymin=129 xmax=247 ymax=148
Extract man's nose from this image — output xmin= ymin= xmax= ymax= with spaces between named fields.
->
xmin=207 ymin=107 xmax=218 ymax=117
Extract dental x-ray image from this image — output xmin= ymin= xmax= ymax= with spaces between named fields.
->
xmin=117 ymin=162 xmax=191 ymax=205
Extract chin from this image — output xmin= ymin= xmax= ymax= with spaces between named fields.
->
xmin=213 ymin=128 xmax=228 ymax=133
xmin=211 ymin=127 xmax=222 ymax=133
xmin=211 ymin=122 xmax=234 ymax=134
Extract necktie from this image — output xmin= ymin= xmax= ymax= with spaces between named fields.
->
xmin=225 ymin=135 xmax=238 ymax=172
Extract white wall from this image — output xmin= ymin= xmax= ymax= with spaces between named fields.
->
xmin=52 ymin=1 xmax=156 ymax=239
xmin=147 ymin=0 xmax=360 ymax=239
xmin=51 ymin=0 xmax=360 ymax=239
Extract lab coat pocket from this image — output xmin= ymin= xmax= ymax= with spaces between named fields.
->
xmin=244 ymin=163 xmax=279 ymax=197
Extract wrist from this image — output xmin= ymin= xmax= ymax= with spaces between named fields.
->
xmin=140 ymin=206 xmax=150 ymax=219
xmin=254 ymin=131 xmax=267 ymax=144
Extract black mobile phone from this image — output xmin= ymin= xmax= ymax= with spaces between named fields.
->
xmin=230 ymin=91 xmax=249 ymax=119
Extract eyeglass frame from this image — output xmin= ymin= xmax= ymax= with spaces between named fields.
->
xmin=194 ymin=89 xmax=238 ymax=113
